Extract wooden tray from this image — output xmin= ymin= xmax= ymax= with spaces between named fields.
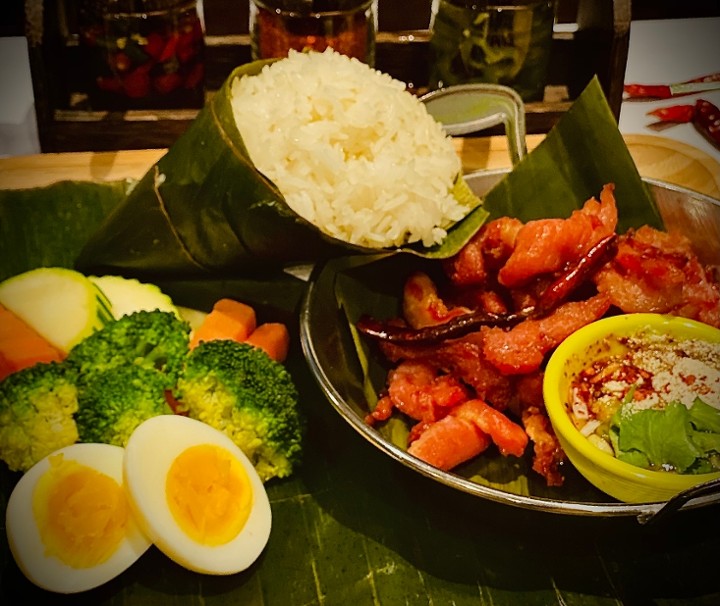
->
xmin=622 ymin=134 xmax=720 ymax=199
xmin=3 ymin=134 xmax=718 ymax=200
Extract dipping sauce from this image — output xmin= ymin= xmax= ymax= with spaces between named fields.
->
xmin=567 ymin=329 xmax=720 ymax=474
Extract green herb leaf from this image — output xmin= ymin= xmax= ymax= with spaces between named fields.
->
xmin=612 ymin=403 xmax=702 ymax=473
xmin=690 ymin=430 xmax=720 ymax=459
xmin=688 ymin=397 xmax=720 ymax=433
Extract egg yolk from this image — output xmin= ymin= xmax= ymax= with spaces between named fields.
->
xmin=166 ymin=444 xmax=253 ymax=546
xmin=32 ymin=454 xmax=129 ymax=568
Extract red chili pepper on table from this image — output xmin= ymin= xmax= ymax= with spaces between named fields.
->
xmin=624 ymin=84 xmax=674 ymax=99
xmin=648 ymin=104 xmax=696 ymax=123
xmin=625 ymin=72 xmax=720 ymax=99
xmin=648 ymin=99 xmax=720 ymax=150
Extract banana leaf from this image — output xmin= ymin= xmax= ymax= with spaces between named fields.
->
xmin=2 ymin=76 xmax=719 ymax=604
xmin=74 ymin=58 xmax=486 ymax=281
xmin=1 ymin=195 xmax=719 ymax=604
xmin=369 ymin=75 xmax=662 ymax=264
xmin=477 ymin=76 xmax=663 ymax=232
xmin=0 ymin=181 xmax=130 ymax=283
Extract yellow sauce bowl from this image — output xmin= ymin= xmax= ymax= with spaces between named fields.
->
xmin=543 ymin=313 xmax=720 ymax=503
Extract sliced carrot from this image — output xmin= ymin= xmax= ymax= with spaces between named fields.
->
xmin=408 ymin=414 xmax=491 ymax=471
xmin=0 ymin=303 xmax=65 ymax=380
xmin=189 ymin=298 xmax=257 ymax=349
xmin=244 ymin=322 xmax=290 ymax=363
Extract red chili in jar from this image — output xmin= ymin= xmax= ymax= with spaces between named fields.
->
xmin=80 ymin=0 xmax=205 ymax=109
xmin=249 ymin=0 xmax=376 ymax=65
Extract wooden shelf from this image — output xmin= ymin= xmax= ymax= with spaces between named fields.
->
xmin=26 ymin=0 xmax=630 ymax=153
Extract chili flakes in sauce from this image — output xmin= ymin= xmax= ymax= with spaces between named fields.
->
xmin=568 ymin=331 xmax=720 ymax=454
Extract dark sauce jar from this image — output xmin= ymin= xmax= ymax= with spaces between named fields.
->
xmin=79 ymin=0 xmax=205 ymax=110
xmin=249 ymin=0 xmax=377 ymax=66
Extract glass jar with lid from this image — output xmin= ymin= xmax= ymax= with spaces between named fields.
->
xmin=78 ymin=0 xmax=205 ymax=110
xmin=428 ymin=0 xmax=556 ymax=102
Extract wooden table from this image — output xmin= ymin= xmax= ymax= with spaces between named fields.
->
xmin=2 ymin=134 xmax=719 ymax=199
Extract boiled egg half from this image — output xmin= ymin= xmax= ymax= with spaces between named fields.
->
xmin=5 ymin=443 xmax=152 ymax=594
xmin=123 ymin=414 xmax=272 ymax=575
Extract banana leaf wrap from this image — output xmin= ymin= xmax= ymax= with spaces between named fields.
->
xmin=75 ymin=59 xmax=485 ymax=280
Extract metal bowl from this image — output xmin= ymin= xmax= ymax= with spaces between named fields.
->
xmin=300 ymin=171 xmax=720 ymax=524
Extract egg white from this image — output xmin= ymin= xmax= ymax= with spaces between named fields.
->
xmin=5 ymin=443 xmax=152 ymax=594
xmin=123 ymin=415 xmax=272 ymax=575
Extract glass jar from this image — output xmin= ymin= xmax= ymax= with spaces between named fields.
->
xmin=249 ymin=0 xmax=377 ymax=66
xmin=428 ymin=0 xmax=556 ymax=102
xmin=79 ymin=0 xmax=205 ymax=110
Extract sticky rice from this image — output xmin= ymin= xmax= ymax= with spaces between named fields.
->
xmin=230 ymin=49 xmax=469 ymax=249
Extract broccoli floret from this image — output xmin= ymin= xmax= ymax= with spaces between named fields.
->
xmin=67 ymin=310 xmax=190 ymax=388
xmin=0 ymin=361 xmax=79 ymax=472
xmin=0 ymin=311 xmax=189 ymax=471
xmin=174 ymin=340 xmax=303 ymax=482
xmin=75 ymin=365 xmax=174 ymax=447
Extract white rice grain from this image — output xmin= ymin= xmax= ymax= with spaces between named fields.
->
xmin=230 ymin=49 xmax=468 ymax=248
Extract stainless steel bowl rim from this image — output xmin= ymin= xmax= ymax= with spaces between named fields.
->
xmin=300 ymin=172 xmax=720 ymax=523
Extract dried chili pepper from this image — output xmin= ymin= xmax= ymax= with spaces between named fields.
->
xmin=648 ymin=98 xmax=720 ymax=150
xmin=357 ymin=234 xmax=618 ymax=345
xmin=356 ymin=308 xmax=532 ymax=345
xmin=535 ymin=234 xmax=617 ymax=314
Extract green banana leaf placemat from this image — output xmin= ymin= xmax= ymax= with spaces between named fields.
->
xmin=2 ymin=74 xmax=719 ymax=603
xmin=1 ymin=181 xmax=719 ymax=606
